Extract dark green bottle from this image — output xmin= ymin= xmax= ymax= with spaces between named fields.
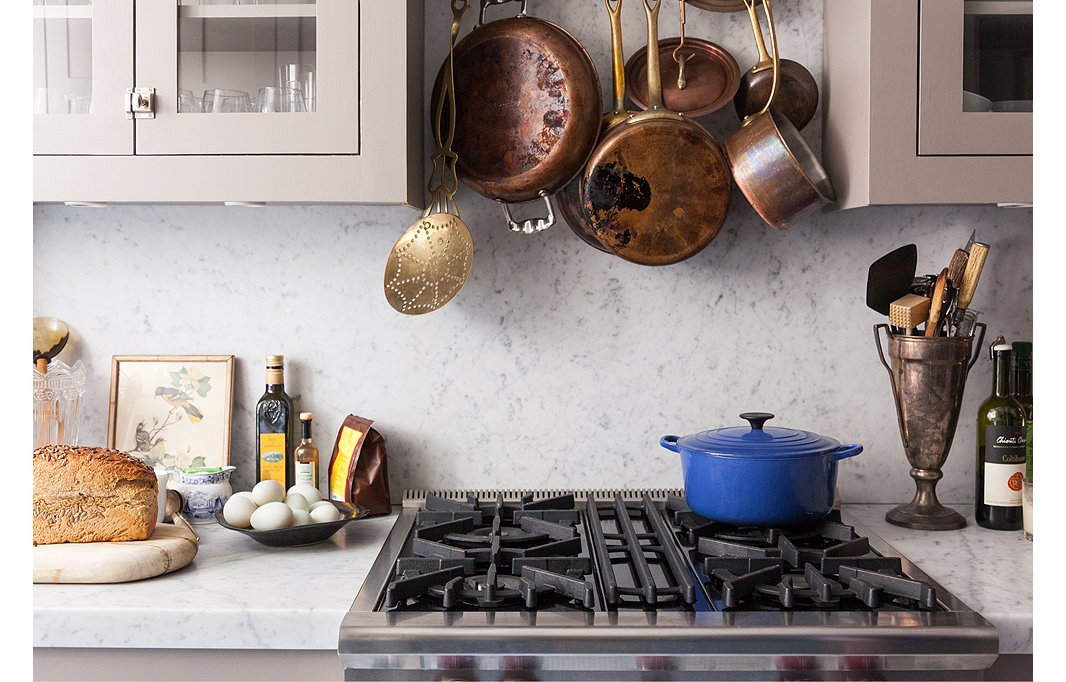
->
xmin=1011 ymin=341 xmax=1033 ymax=421
xmin=255 ymin=355 xmax=295 ymax=490
xmin=975 ymin=340 xmax=1026 ymax=530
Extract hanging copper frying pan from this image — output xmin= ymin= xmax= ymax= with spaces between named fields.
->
xmin=578 ymin=0 xmax=731 ymax=267
xmin=560 ymin=0 xmax=630 ymax=254
xmin=432 ymin=0 xmax=602 ymax=234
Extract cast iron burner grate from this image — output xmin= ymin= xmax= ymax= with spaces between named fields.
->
xmin=665 ymin=496 xmax=940 ymax=612
xmin=383 ymin=492 xmax=594 ymax=610
xmin=586 ymin=493 xmax=697 ymax=609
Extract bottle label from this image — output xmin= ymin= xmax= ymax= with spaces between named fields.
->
xmin=259 ymin=433 xmax=287 ymax=485
xmin=295 ymin=461 xmax=315 ymax=487
xmin=983 ymin=425 xmax=1026 ymax=507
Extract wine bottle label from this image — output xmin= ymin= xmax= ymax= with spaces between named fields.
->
xmin=983 ymin=425 xmax=1026 ymax=507
xmin=295 ymin=461 xmax=315 ymax=487
xmin=259 ymin=433 xmax=287 ymax=485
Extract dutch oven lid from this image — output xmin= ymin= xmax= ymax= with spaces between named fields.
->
xmin=676 ymin=413 xmax=842 ymax=459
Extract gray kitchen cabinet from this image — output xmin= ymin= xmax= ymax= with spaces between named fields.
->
xmin=822 ymin=0 xmax=1032 ymax=210
xmin=33 ymin=0 xmax=423 ymax=206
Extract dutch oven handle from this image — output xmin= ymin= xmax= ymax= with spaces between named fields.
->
xmin=502 ymin=193 xmax=556 ymax=234
xmin=830 ymin=444 xmax=863 ymax=461
xmin=660 ymin=435 xmax=681 ymax=453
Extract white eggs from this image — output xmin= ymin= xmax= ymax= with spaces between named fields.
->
xmin=251 ymin=480 xmax=286 ymax=506
xmin=310 ymin=503 xmax=342 ymax=524
xmin=284 ymin=492 xmax=310 ymax=512
xmin=222 ymin=495 xmax=258 ymax=529
xmin=288 ymin=484 xmax=322 ymax=505
xmin=250 ymin=501 xmax=294 ymax=530
xmin=218 ymin=483 xmax=340 ymax=535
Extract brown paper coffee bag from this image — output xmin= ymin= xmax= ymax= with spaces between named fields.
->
xmin=327 ymin=415 xmax=391 ymax=515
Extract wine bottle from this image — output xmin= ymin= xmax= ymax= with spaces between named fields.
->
xmin=255 ymin=355 xmax=295 ymax=489
xmin=1011 ymin=341 xmax=1033 ymax=420
xmin=975 ymin=340 xmax=1026 ymax=530
xmin=294 ymin=412 xmax=319 ymax=490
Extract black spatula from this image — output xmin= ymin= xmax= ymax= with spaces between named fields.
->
xmin=866 ymin=244 xmax=918 ymax=315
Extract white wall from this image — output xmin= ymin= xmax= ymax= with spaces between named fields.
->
xmin=32 ymin=0 xmax=1033 ymax=505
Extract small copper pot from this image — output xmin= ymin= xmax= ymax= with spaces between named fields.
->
xmin=722 ymin=0 xmax=835 ymax=229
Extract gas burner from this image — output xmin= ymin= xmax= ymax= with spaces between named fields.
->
xmin=428 ymin=565 xmax=542 ymax=609
xmin=446 ymin=525 xmax=549 ymax=546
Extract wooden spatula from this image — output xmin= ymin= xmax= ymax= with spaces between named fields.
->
xmin=924 ymin=269 xmax=949 ymax=338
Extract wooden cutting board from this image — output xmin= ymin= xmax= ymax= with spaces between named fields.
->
xmin=33 ymin=517 xmax=199 ymax=584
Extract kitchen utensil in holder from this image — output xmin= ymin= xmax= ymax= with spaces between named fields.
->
xmin=33 ymin=359 xmax=86 ymax=449
xmin=874 ymin=323 xmax=986 ymax=530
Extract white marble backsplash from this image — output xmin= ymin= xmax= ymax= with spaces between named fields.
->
xmin=32 ymin=0 xmax=1033 ymax=504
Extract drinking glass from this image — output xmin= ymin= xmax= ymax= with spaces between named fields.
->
xmin=64 ymin=94 xmax=92 ymax=115
xmin=178 ymin=88 xmax=202 ymax=113
xmin=278 ymin=63 xmax=315 ymax=112
xmin=1022 ymin=476 xmax=1033 ymax=541
xmin=202 ymin=88 xmax=252 ymax=113
xmin=255 ymin=86 xmax=306 ymax=113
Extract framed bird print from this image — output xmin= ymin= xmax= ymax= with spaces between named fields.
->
xmin=107 ymin=355 xmax=235 ymax=474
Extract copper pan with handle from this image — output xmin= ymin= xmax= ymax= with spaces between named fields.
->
xmin=432 ymin=0 xmax=603 ymax=235
xmin=723 ymin=0 xmax=834 ymax=230
xmin=577 ymin=0 xmax=732 ymax=266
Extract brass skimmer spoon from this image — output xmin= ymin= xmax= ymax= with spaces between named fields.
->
xmin=33 ymin=316 xmax=70 ymax=373
xmin=384 ymin=0 xmax=474 ymax=315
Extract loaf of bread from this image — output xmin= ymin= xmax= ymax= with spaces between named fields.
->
xmin=33 ymin=445 xmax=158 ymax=546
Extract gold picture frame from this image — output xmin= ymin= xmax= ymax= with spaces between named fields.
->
xmin=107 ymin=355 xmax=235 ymax=473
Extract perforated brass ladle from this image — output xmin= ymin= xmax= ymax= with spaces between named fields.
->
xmin=384 ymin=0 xmax=474 ymax=315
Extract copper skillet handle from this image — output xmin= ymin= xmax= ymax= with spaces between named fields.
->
xmin=479 ymin=0 xmax=527 ymax=26
xmin=502 ymin=194 xmax=556 ymax=234
xmin=742 ymin=0 xmax=779 ymax=115
xmin=641 ymin=0 xmax=665 ymax=110
xmin=605 ymin=0 xmax=627 ymax=123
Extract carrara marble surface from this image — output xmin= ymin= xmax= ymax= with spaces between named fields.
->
xmin=32 ymin=511 xmax=400 ymax=650
xmin=34 ymin=504 xmax=1030 ymax=656
xmin=843 ymin=504 xmax=1032 ymax=655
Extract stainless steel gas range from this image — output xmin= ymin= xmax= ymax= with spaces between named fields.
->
xmin=339 ymin=490 xmax=998 ymax=681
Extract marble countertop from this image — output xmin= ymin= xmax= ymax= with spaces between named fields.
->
xmin=33 ymin=510 xmax=401 ymax=650
xmin=33 ymin=503 xmax=1032 ymax=655
xmin=842 ymin=504 xmax=1032 ymax=656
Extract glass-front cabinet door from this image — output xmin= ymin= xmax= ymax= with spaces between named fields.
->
xmin=33 ymin=0 xmax=134 ymax=154
xmin=917 ymin=0 xmax=1032 ymax=156
xmin=134 ymin=0 xmax=359 ymax=155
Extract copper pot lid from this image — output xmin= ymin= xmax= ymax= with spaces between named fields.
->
xmin=625 ymin=38 xmax=741 ymax=118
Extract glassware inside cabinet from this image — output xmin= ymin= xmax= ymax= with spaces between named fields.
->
xmin=33 ymin=0 xmax=94 ymax=115
xmin=961 ymin=1 xmax=1032 ymax=113
xmin=177 ymin=0 xmax=316 ymax=114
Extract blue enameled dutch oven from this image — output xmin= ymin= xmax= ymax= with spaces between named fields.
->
xmin=660 ymin=412 xmax=862 ymax=526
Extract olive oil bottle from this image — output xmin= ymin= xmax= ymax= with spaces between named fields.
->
xmin=256 ymin=355 xmax=295 ymax=489
xmin=975 ymin=340 xmax=1026 ymax=530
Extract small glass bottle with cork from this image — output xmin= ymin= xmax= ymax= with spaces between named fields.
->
xmin=294 ymin=412 xmax=320 ymax=492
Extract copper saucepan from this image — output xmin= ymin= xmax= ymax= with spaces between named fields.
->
xmin=433 ymin=0 xmax=603 ymax=235
xmin=723 ymin=0 xmax=834 ymax=230
xmin=731 ymin=0 xmax=818 ymax=130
